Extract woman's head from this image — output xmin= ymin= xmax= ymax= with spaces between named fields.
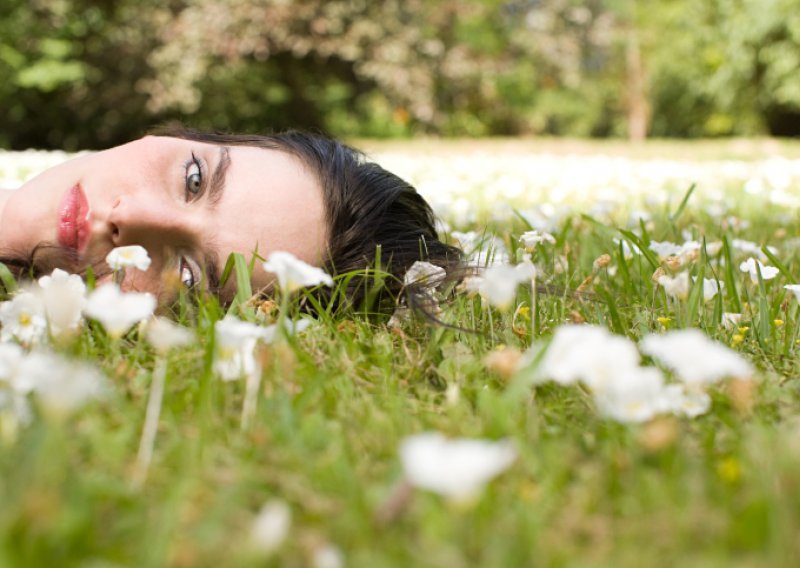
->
xmin=0 ymin=127 xmax=460 ymax=310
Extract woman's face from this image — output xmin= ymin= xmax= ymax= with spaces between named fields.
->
xmin=0 ymin=136 xmax=327 ymax=303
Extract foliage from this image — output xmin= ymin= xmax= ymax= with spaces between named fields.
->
xmin=2 ymin=0 xmax=800 ymax=149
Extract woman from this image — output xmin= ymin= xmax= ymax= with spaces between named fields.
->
xmin=0 ymin=126 xmax=461 ymax=312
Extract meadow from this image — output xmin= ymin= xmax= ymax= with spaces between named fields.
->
xmin=2 ymin=138 xmax=800 ymax=567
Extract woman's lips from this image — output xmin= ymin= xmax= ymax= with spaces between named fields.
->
xmin=57 ymin=183 xmax=91 ymax=252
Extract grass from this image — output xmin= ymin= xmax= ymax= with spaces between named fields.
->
xmin=3 ymin=140 xmax=800 ymax=566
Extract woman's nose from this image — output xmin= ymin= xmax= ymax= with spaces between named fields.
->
xmin=108 ymin=195 xmax=194 ymax=248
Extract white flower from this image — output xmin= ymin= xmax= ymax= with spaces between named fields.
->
xmin=614 ymin=238 xmax=641 ymax=260
xmin=312 ymin=544 xmax=344 ymax=568
xmin=213 ymin=315 xmax=264 ymax=381
xmin=663 ymin=384 xmax=711 ymax=418
xmin=0 ymin=343 xmax=31 ymax=432
xmin=705 ymin=202 xmax=727 ymax=218
xmin=518 ymin=204 xmax=563 ymax=233
xmin=593 ymin=366 xmax=668 ymax=423
xmin=784 ymin=284 xmax=800 ymax=302
xmin=628 ymin=209 xmax=651 ymax=226
xmin=260 ymin=318 xmax=313 ymax=344
xmin=83 ymin=284 xmax=156 ymax=338
xmin=0 ymin=343 xmax=25 ymax=386
xmin=519 ymin=230 xmax=555 ymax=251
xmin=0 ymin=291 xmax=47 ymax=345
xmin=697 ymin=277 xmax=723 ymax=302
xmin=649 ymin=241 xmax=683 ymax=260
xmin=404 ymin=261 xmax=446 ymax=287
xmin=400 ymin=432 xmax=517 ymax=500
xmin=0 ymin=389 xmax=33 ymax=434
xmin=657 ymin=272 xmax=690 ymax=300
xmin=250 ymin=500 xmax=291 ymax=555
xmin=535 ymin=325 xmax=641 ymax=391
xmin=677 ymin=240 xmax=703 ymax=262
xmin=705 ymin=241 xmax=723 ymax=256
xmin=731 ymin=239 xmax=777 ymax=260
xmin=450 ymin=230 xmax=480 ymax=252
xmin=649 ymin=240 xmax=716 ymax=264
xmin=144 ymin=317 xmax=194 ymax=354
xmin=471 ymin=246 xmax=510 ymax=267
xmin=38 ymin=268 xmax=86 ymax=338
xmin=105 ymin=245 xmax=152 ymax=272
xmin=640 ymin=328 xmax=754 ymax=385
xmin=262 ymin=251 xmax=333 ymax=293
xmin=457 ymin=235 xmax=509 ymax=267
xmin=739 ymin=258 xmax=779 ymax=283
xmin=22 ymin=351 xmax=106 ymax=417
xmin=466 ymin=261 xmax=536 ymax=310
xmin=721 ymin=312 xmax=742 ymax=330
xmin=1 ymin=345 xmax=39 ymax=395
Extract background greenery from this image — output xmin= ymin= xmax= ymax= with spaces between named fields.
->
xmin=3 ymin=0 xmax=800 ymax=150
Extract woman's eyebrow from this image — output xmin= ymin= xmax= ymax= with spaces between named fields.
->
xmin=207 ymin=146 xmax=231 ymax=207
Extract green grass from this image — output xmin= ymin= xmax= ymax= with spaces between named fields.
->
xmin=3 ymin=143 xmax=800 ymax=567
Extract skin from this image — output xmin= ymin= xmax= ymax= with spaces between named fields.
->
xmin=0 ymin=136 xmax=327 ymax=303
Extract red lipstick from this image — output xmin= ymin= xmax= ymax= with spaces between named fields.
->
xmin=57 ymin=183 xmax=91 ymax=252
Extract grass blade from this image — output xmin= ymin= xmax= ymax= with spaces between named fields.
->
xmin=0 ymin=262 xmax=17 ymax=295
xmin=756 ymin=263 xmax=770 ymax=348
xmin=670 ymin=183 xmax=697 ymax=224
xmin=619 ymin=229 xmax=660 ymax=270
xmin=686 ymin=263 xmax=705 ymax=327
xmin=721 ymin=236 xmax=741 ymax=313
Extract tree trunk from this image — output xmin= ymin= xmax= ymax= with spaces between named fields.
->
xmin=626 ymin=30 xmax=649 ymax=141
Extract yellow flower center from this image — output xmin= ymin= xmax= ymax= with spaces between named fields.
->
xmin=217 ymin=346 xmax=236 ymax=361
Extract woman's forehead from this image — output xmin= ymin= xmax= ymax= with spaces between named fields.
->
xmin=207 ymin=143 xmax=328 ymax=296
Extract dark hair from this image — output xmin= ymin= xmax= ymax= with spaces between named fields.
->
xmin=156 ymin=127 xmax=462 ymax=313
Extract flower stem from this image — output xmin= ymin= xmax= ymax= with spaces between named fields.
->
xmin=240 ymin=360 xmax=263 ymax=431
xmin=132 ymin=356 xmax=167 ymax=488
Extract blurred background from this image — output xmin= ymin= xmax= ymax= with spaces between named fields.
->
xmin=2 ymin=0 xmax=800 ymax=150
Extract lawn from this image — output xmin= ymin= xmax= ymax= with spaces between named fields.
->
xmin=2 ymin=139 xmax=800 ymax=567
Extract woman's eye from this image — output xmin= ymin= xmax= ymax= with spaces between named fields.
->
xmin=185 ymin=155 xmax=203 ymax=198
xmin=180 ymin=257 xmax=197 ymax=289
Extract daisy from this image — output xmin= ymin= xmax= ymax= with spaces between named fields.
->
xmin=144 ymin=317 xmax=194 ymax=354
xmin=84 ymin=284 xmax=156 ymax=338
xmin=105 ymin=245 xmax=152 ymax=272
xmin=534 ymin=324 xmax=641 ymax=391
xmin=37 ymin=268 xmax=86 ymax=338
xmin=640 ymin=328 xmax=754 ymax=385
xmin=213 ymin=315 xmax=265 ymax=381
xmin=519 ymin=230 xmax=556 ymax=251
xmin=657 ymin=272 xmax=690 ymax=300
xmin=250 ymin=500 xmax=291 ymax=555
xmin=262 ymin=251 xmax=333 ymax=294
xmin=739 ymin=257 xmax=779 ymax=283
xmin=400 ymin=432 xmax=517 ymax=500
xmin=466 ymin=261 xmax=536 ymax=310
xmin=0 ymin=291 xmax=47 ymax=345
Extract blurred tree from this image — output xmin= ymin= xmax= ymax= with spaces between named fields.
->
xmin=1 ymin=0 xmax=166 ymax=149
xmin=1 ymin=0 xmax=800 ymax=148
xmin=708 ymin=0 xmax=800 ymax=135
xmin=141 ymin=0 xmax=522 ymax=135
